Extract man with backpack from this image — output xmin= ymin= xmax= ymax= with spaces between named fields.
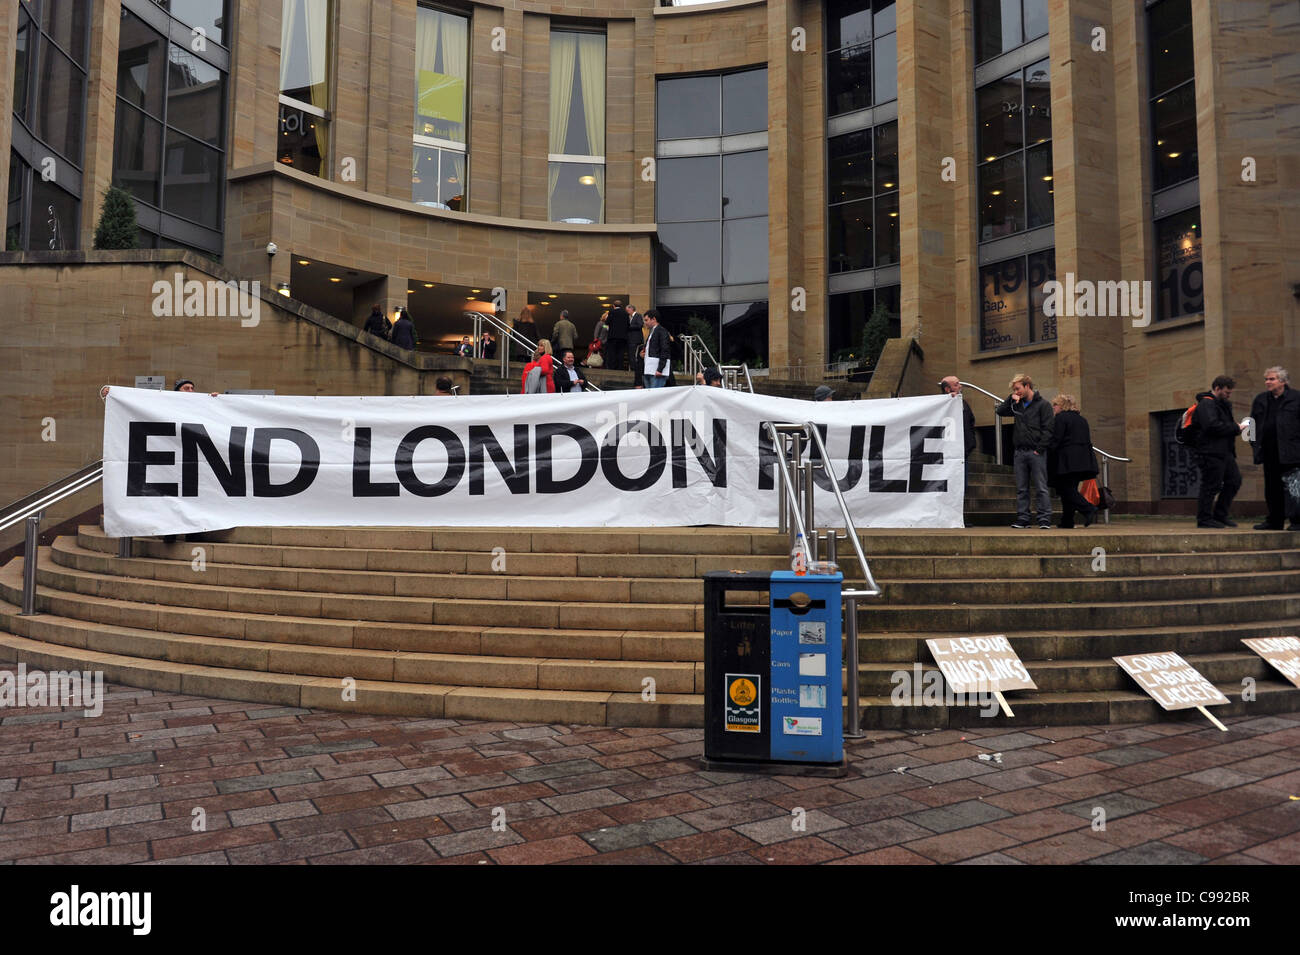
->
xmin=1184 ymin=375 xmax=1249 ymax=528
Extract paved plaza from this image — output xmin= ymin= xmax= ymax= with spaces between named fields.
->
xmin=1 ymin=667 xmax=1297 ymax=865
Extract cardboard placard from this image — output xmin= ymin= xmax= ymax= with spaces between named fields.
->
xmin=1113 ymin=652 xmax=1230 ymax=710
xmin=1241 ymin=636 xmax=1300 ymax=689
xmin=925 ymin=634 xmax=1037 ymax=694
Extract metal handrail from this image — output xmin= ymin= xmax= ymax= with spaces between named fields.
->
xmin=960 ymin=380 xmax=1132 ymax=523
xmin=801 ymin=424 xmax=881 ymax=598
xmin=0 ymin=461 xmax=103 ymax=534
xmin=472 ymin=311 xmax=602 ymax=393
xmin=764 ymin=421 xmax=882 ymax=738
xmin=0 ymin=460 xmax=106 ymax=616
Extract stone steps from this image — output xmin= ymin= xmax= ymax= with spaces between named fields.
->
xmin=3 ymin=520 xmax=1297 ymax=728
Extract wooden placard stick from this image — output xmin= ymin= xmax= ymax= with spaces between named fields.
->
xmin=994 ymin=691 xmax=1014 ymax=718
xmin=1197 ymin=705 xmax=1228 ymax=732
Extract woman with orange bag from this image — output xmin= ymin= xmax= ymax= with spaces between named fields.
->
xmin=1047 ymin=394 xmax=1100 ymax=528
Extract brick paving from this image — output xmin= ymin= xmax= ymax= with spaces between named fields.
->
xmin=1 ymin=668 xmax=1298 ymax=865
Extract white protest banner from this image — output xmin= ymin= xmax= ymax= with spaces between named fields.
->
xmin=1241 ymin=636 xmax=1300 ymax=689
xmin=1113 ymin=651 xmax=1230 ymax=730
xmin=102 ymin=387 xmax=965 ymax=536
xmin=926 ymin=634 xmax=1036 ymax=717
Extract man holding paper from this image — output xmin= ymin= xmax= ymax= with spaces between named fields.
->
xmin=643 ymin=310 xmax=671 ymax=389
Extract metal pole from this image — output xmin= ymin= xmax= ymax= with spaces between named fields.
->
xmin=20 ymin=514 xmax=40 ymax=615
xmin=118 ymin=536 xmax=132 ymax=559
xmin=1102 ymin=459 xmax=1111 ymax=525
xmin=803 ymin=451 xmax=817 ymax=562
xmin=994 ymin=419 xmax=1003 ymax=466
xmin=845 ymin=595 xmax=861 ymax=737
xmin=788 ymin=433 xmax=804 ymax=551
xmin=826 ymin=531 xmax=838 ymax=566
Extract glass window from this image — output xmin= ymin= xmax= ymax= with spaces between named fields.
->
xmin=7 ymin=153 xmax=28 ymax=252
xmin=722 ymin=68 xmax=767 ymax=135
xmin=828 ymin=284 xmax=900 ymax=359
xmin=828 ymin=129 xmax=872 ymax=204
xmin=1025 ymin=143 xmax=1053 ymax=230
xmin=415 ymin=6 xmax=469 ymax=144
xmin=35 ymin=38 xmax=86 ymax=163
xmin=657 ymin=156 xmax=720 ymax=223
xmin=976 ymin=0 xmax=1022 ymax=62
xmin=977 ymin=75 xmax=1024 ymax=161
xmin=1149 ymin=0 xmax=1194 ymax=96
xmin=873 ymin=0 xmax=897 ymax=37
xmin=158 ymin=0 xmax=229 ymax=48
xmin=721 ymin=301 xmax=768 ymax=366
xmin=828 ymin=0 xmax=872 ymax=50
xmin=872 ymin=31 xmax=897 ymax=104
xmin=550 ymin=31 xmax=605 ymax=157
xmin=828 ymin=200 xmax=873 ymax=274
xmin=1157 ymin=410 xmax=1200 ymax=498
xmin=873 ymin=120 xmax=898 ymax=191
xmin=114 ymin=102 xmax=164 ymax=206
xmin=873 ymin=192 xmax=899 ymax=266
xmin=657 ymin=75 xmax=720 ymax=139
xmin=657 ymin=222 xmax=721 ymax=287
xmin=548 ymin=161 xmax=604 ymax=223
xmin=827 ymin=43 xmax=872 ymax=116
xmin=278 ymin=102 xmax=328 ymax=176
xmin=163 ymin=129 xmax=222 ymax=229
xmin=413 ymin=144 xmax=465 ymax=210
xmin=979 ymin=250 xmax=1055 ymax=350
xmin=1151 ymin=82 xmax=1198 ymax=190
xmin=977 ymin=61 xmax=1051 ymax=240
xmin=280 ymin=0 xmax=332 ymax=111
xmin=722 ymin=217 xmax=768 ymax=285
xmin=41 ymin=0 xmax=89 ymax=66
xmin=167 ymin=45 xmax=224 ymax=146
xmin=550 ymin=31 xmax=605 ymax=222
xmin=13 ymin=9 xmax=33 ymax=124
xmin=827 ymin=120 xmax=896 ymax=274
xmin=30 ymin=175 xmax=78 ymax=251
xmin=1155 ymin=208 xmax=1202 ymax=322
xmin=118 ymin=9 xmax=166 ymax=119
xmin=656 ymin=305 xmax=721 ymax=366
xmin=1023 ymin=0 xmax=1048 ymax=43
xmin=722 ymin=150 xmax=767 ymax=219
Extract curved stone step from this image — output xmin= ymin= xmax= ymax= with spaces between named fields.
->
xmin=30 ymin=556 xmax=705 ymax=632
xmin=853 ymin=620 xmax=1300 ymax=662
xmin=855 ymin=679 xmax=1300 ymax=730
xmin=856 ymin=651 xmax=1273 ymax=694
xmin=880 ymin=569 xmax=1300 ymax=604
xmin=0 ymin=596 xmax=700 ymax=693
xmin=0 ymin=630 xmax=702 ymax=727
xmin=76 ymin=525 xmax=1300 ymax=580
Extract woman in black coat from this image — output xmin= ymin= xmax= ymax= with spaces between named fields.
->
xmin=1047 ymin=394 xmax=1100 ymax=528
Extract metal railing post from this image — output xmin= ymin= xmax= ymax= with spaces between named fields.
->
xmin=803 ymin=452 xmax=816 ymax=561
xmin=118 ymin=536 xmax=132 ymax=559
xmin=845 ymin=594 xmax=861 ymax=738
xmin=20 ymin=513 xmax=40 ymax=615
xmin=1102 ymin=459 xmax=1111 ymax=525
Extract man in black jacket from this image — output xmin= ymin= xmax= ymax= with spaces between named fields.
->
xmin=643 ymin=310 xmax=671 ymax=388
xmin=995 ymin=373 xmax=1054 ymax=528
xmin=941 ymin=376 xmax=978 ymax=490
xmin=553 ymin=349 xmax=589 ymax=393
xmin=1249 ymin=366 xmax=1300 ymax=530
xmin=606 ymin=300 xmax=630 ymax=372
xmin=1193 ymin=375 xmax=1248 ymax=528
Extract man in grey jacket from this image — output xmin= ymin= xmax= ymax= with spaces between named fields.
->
xmin=995 ymin=373 xmax=1055 ymax=528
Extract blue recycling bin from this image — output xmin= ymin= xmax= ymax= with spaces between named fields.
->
xmin=703 ymin=570 xmax=844 ymax=774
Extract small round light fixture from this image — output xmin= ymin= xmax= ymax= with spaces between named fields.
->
xmin=298 ymin=259 xmax=310 ymax=266
xmin=578 ymin=175 xmax=596 ymax=186
xmin=276 ymin=283 xmax=291 ymax=297
xmin=329 ymin=277 xmax=342 ymax=283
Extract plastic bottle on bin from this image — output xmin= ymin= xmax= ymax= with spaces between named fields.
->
xmin=791 ymin=534 xmax=808 ymax=576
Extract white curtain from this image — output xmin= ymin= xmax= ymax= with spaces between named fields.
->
xmin=549 ymin=32 xmax=577 ymax=155
xmin=577 ymin=33 xmax=605 ymax=159
xmin=280 ymin=0 xmax=330 ymax=109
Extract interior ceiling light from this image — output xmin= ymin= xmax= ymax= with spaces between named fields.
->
xmin=990 ymin=189 xmax=1003 ymax=196
xmin=276 ymin=283 xmax=290 ymax=297
xmin=329 ymin=277 xmax=341 ymax=283
xmin=882 ymin=181 xmax=895 ymax=188
xmin=1042 ymin=175 xmax=1053 ymax=181
xmin=298 ymin=259 xmax=309 ymax=265
xmin=1168 ymin=151 xmax=1181 ymax=158
xmin=424 ymin=282 xmax=434 ymax=288
xmin=578 ymin=175 xmax=596 ymax=186
xmin=548 ymin=294 xmax=558 ymax=298
xmin=471 ymin=289 xmax=481 ymax=293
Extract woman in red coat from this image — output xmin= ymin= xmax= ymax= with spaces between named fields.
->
xmin=521 ymin=339 xmax=556 ymax=393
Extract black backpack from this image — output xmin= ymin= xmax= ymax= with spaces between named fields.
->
xmin=1174 ymin=400 xmax=1200 ymax=446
